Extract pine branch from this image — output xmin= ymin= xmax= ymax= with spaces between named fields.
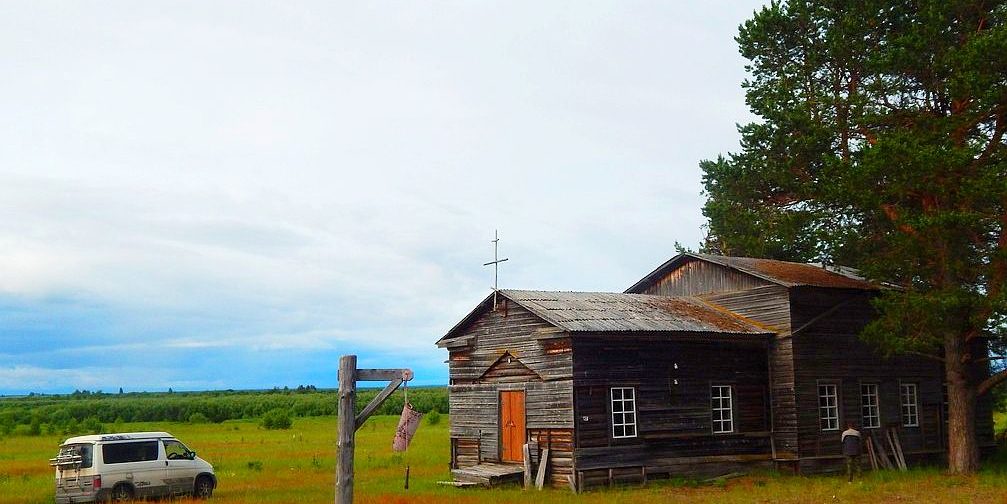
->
xmin=905 ymin=350 xmax=945 ymax=363
xmin=978 ymin=367 xmax=1007 ymax=396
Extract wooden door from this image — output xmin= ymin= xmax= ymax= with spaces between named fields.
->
xmin=499 ymin=390 xmax=526 ymax=462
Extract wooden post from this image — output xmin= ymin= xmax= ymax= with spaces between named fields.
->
xmin=522 ymin=444 xmax=532 ymax=489
xmin=336 ymin=355 xmax=357 ymax=504
xmin=335 ymin=355 xmax=413 ymax=504
xmin=535 ymin=448 xmax=549 ymax=490
xmin=865 ymin=434 xmax=879 ymax=470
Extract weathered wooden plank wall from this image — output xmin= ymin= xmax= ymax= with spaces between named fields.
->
xmin=786 ymin=287 xmax=996 ymax=470
xmin=635 ymin=258 xmax=773 ymax=297
xmin=701 ymin=285 xmax=797 ymax=458
xmin=702 ymin=285 xmax=792 ymax=333
xmin=448 ymin=384 xmax=498 ymax=462
xmin=447 ymin=301 xmax=571 ymax=384
xmin=571 ymin=336 xmax=772 ymax=479
xmin=446 ymin=301 xmax=574 ymax=473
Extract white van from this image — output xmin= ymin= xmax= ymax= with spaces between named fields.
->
xmin=51 ymin=431 xmax=216 ymax=503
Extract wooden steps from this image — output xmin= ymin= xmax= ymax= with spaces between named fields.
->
xmin=451 ymin=463 xmax=524 ymax=487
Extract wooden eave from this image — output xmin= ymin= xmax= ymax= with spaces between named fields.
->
xmin=570 ymin=330 xmax=772 ymax=344
xmin=436 ymin=292 xmax=496 ymax=347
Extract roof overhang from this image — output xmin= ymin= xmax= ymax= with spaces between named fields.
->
xmin=436 ymin=288 xmax=774 ymax=347
xmin=625 ymin=252 xmax=882 ymax=293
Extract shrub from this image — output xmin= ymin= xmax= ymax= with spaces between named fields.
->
xmin=188 ymin=412 xmax=210 ymax=424
xmin=0 ymin=411 xmax=15 ymax=435
xmin=260 ymin=408 xmax=292 ymax=430
xmin=80 ymin=416 xmax=104 ymax=435
xmin=425 ymin=410 xmax=441 ymax=426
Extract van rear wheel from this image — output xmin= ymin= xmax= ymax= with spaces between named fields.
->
xmin=194 ymin=475 xmax=214 ymax=499
xmin=110 ymin=484 xmax=133 ymax=502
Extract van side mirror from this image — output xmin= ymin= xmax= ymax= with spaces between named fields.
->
xmin=186 ymin=451 xmax=196 ymax=460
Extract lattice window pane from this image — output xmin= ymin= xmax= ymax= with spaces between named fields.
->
xmin=610 ymin=387 xmax=637 ymax=439
xmin=818 ymin=384 xmax=839 ymax=431
xmin=861 ymin=383 xmax=880 ymax=429
xmin=711 ymin=385 xmax=734 ymax=434
xmin=901 ymin=383 xmax=918 ymax=427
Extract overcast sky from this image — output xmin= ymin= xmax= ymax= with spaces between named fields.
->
xmin=0 ymin=1 xmax=766 ymax=394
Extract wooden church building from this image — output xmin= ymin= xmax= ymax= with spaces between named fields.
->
xmin=436 ymin=253 xmax=995 ymax=490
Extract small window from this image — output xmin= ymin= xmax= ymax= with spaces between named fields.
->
xmin=610 ymin=387 xmax=637 ymax=439
xmin=901 ymin=383 xmax=919 ymax=427
xmin=163 ymin=439 xmax=190 ymax=460
xmin=102 ymin=441 xmax=159 ymax=464
xmin=818 ymin=383 xmax=839 ymax=431
xmin=711 ymin=385 xmax=734 ymax=433
xmin=860 ymin=383 xmax=880 ymax=429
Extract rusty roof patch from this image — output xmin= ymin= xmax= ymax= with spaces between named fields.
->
xmin=626 ymin=253 xmax=880 ymax=293
xmin=498 ymin=290 xmax=771 ymax=335
xmin=696 ymin=254 xmax=878 ymax=290
xmin=650 ymin=297 xmax=766 ymax=333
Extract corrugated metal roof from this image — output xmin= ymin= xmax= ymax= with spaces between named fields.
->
xmin=499 ymin=290 xmax=771 ymax=334
xmin=692 ymin=254 xmax=877 ymax=290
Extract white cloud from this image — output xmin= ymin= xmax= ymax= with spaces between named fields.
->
xmin=0 ymin=1 xmax=768 ymax=392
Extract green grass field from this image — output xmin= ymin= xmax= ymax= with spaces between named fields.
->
xmin=3 ymin=415 xmax=1007 ymax=504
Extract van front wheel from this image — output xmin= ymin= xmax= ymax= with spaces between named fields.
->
xmin=194 ymin=476 xmax=214 ymax=499
xmin=110 ymin=484 xmax=133 ymax=502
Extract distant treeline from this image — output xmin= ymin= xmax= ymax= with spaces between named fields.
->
xmin=0 ymin=386 xmax=447 ymax=437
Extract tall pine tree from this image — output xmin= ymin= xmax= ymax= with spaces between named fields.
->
xmin=702 ymin=0 xmax=1007 ymax=473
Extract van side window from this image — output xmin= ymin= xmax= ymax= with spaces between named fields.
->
xmin=102 ymin=441 xmax=159 ymax=464
xmin=163 ymin=439 xmax=190 ymax=459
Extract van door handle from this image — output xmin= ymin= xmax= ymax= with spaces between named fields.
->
xmin=165 ymin=461 xmax=168 ymax=466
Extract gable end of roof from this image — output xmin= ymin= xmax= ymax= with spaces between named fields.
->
xmin=626 ymin=253 xmax=878 ymax=293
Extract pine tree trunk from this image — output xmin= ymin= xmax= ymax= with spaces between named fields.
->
xmin=945 ymin=334 xmax=979 ymax=474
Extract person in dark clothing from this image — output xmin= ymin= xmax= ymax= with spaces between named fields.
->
xmin=841 ymin=421 xmax=862 ymax=482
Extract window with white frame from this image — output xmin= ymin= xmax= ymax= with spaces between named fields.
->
xmin=610 ymin=387 xmax=637 ymax=439
xmin=818 ymin=383 xmax=839 ymax=431
xmin=901 ymin=383 xmax=919 ymax=427
xmin=860 ymin=383 xmax=880 ymax=428
xmin=711 ymin=385 xmax=734 ymax=433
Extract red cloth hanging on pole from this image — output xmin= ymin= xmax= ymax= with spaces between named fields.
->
xmin=393 ymin=402 xmax=423 ymax=452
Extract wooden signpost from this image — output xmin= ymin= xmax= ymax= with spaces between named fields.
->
xmin=335 ymin=354 xmax=413 ymax=504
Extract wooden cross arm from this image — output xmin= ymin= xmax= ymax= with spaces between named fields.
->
xmin=356 ymin=369 xmax=413 ymax=382
xmin=352 ymin=368 xmax=414 ymax=430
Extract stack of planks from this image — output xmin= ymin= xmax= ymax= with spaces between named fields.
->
xmin=865 ymin=428 xmax=907 ymax=471
xmin=528 ymin=429 xmax=574 ymax=488
xmin=522 ymin=444 xmax=552 ymax=490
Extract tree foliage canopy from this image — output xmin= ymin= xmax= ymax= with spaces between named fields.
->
xmin=701 ymin=0 xmax=1007 ymax=472
xmin=703 ymin=0 xmax=1007 ymax=358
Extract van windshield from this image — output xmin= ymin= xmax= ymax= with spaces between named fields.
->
xmin=55 ymin=444 xmax=94 ymax=468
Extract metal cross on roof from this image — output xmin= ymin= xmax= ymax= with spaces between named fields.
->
xmin=483 ymin=229 xmax=509 ymax=309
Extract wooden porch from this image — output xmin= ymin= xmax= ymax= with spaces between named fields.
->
xmin=450 ymin=462 xmax=524 ymax=487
